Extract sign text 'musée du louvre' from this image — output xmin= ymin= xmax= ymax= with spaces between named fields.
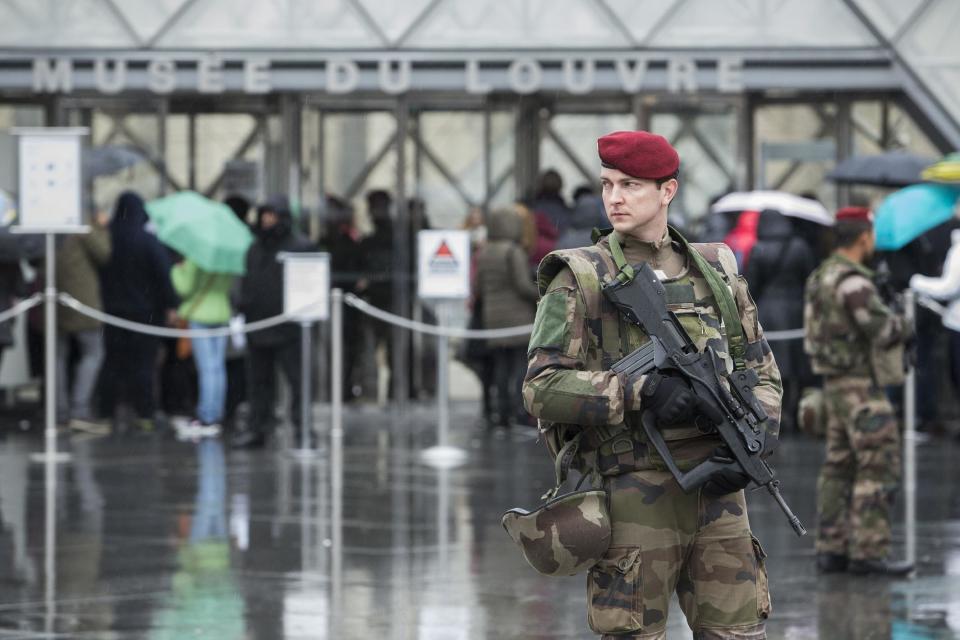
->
xmin=30 ymin=56 xmax=746 ymax=96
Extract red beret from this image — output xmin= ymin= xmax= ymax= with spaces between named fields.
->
xmin=598 ymin=131 xmax=680 ymax=180
xmin=835 ymin=206 xmax=874 ymax=224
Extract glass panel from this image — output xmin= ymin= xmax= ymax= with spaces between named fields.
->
xmin=648 ymin=0 xmax=876 ymax=47
xmin=195 ymin=114 xmax=260 ymax=197
xmin=540 ymin=113 xmax=635 ymax=204
xmin=164 ymin=114 xmax=189 ymax=192
xmin=160 ymin=0 xmax=379 ymax=48
xmin=322 ymin=111 xmax=401 ymax=234
xmin=487 ymin=111 xmax=516 ymax=209
xmin=418 ymin=112 xmax=484 ymax=229
xmin=754 ymin=103 xmax=838 ymax=208
xmin=0 ymin=0 xmax=133 ymax=47
xmin=651 ymin=108 xmax=737 ymax=226
xmin=852 ymin=100 xmax=939 ymax=157
xmin=0 ymin=105 xmax=45 ymax=198
xmin=404 ymin=0 xmax=631 ymax=48
xmin=90 ymin=109 xmax=164 ymax=209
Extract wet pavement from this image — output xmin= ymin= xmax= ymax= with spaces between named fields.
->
xmin=0 ymin=402 xmax=959 ymax=639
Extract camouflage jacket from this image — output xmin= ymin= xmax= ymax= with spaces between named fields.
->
xmin=803 ymin=253 xmax=908 ymax=378
xmin=522 ymin=229 xmax=783 ymax=476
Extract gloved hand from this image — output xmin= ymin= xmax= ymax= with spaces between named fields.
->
xmin=640 ymin=373 xmax=697 ymax=425
xmin=702 ymin=446 xmax=752 ymax=495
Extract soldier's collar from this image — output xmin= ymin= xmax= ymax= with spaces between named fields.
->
xmin=605 ymin=226 xmax=683 ymax=284
xmin=831 ymin=252 xmax=875 ymax=278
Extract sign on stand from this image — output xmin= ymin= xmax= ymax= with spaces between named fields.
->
xmin=281 ymin=252 xmax=331 ymax=321
xmin=279 ymin=252 xmax=330 ymax=457
xmin=14 ymin=127 xmax=87 ymax=231
xmin=417 ymin=230 xmax=470 ymax=469
xmin=417 ymin=230 xmax=470 ymax=300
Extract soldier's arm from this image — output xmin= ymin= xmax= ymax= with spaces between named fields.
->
xmin=522 ymin=268 xmax=627 ymax=426
xmin=732 ymin=272 xmax=784 ymax=449
xmin=838 ymin=274 xmax=908 ymax=346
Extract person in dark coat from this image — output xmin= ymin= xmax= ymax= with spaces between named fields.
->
xmin=98 ymin=191 xmax=179 ymax=429
xmin=231 ymin=196 xmax=314 ymax=449
xmin=356 ymin=190 xmax=396 ymax=400
xmin=530 ymin=169 xmax=572 ymax=237
xmin=556 ymin=187 xmax=607 ymax=250
xmin=0 ymin=261 xmax=26 ymax=370
xmin=475 ymin=207 xmax=539 ymax=427
xmin=322 ymin=195 xmax=363 ymax=401
xmin=744 ymin=209 xmax=817 ymax=431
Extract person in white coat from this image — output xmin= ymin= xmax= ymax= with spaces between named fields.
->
xmin=910 ymin=228 xmax=960 ymax=409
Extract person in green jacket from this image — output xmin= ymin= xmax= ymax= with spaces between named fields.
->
xmin=171 ymin=259 xmax=234 ymax=433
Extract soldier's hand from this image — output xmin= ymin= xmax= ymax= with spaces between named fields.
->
xmin=702 ymin=446 xmax=752 ymax=495
xmin=641 ymin=373 xmax=697 ymax=425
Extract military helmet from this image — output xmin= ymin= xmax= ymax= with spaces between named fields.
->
xmin=501 ymin=488 xmax=611 ymax=577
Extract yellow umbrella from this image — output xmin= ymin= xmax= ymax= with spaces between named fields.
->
xmin=922 ymin=152 xmax=960 ymax=182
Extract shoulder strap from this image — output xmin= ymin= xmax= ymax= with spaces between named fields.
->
xmin=608 ymin=228 xmax=748 ymax=370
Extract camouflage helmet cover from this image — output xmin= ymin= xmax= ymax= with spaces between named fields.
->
xmin=501 ymin=488 xmax=611 ymax=577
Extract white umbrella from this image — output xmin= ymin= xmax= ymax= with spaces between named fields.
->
xmin=710 ymin=191 xmax=834 ymax=226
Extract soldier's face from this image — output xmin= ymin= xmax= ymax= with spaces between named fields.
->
xmin=600 ymin=167 xmax=676 ymax=239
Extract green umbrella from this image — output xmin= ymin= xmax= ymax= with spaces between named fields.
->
xmin=146 ymin=191 xmax=253 ymax=275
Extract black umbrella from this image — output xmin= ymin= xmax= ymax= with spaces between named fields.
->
xmin=827 ymin=150 xmax=933 ymax=188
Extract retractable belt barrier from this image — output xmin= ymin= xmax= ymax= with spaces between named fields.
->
xmin=0 ymin=292 xmax=816 ymax=342
xmin=0 ymin=293 xmax=43 ymax=324
xmin=0 ymin=291 xmax=807 ymax=343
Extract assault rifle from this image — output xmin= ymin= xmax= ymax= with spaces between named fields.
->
xmin=603 ymin=262 xmax=806 ymax=537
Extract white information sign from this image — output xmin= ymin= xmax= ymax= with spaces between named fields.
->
xmin=14 ymin=127 xmax=87 ymax=230
xmin=418 ymin=230 xmax=471 ymax=300
xmin=281 ymin=252 xmax=330 ymax=321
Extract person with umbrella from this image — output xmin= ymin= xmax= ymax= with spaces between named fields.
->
xmin=145 ymin=192 xmax=254 ymax=438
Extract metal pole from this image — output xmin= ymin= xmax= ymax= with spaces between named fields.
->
xmin=436 ymin=302 xmax=450 ymax=448
xmin=43 ymin=232 xmax=57 ymax=635
xmin=329 ymin=288 xmax=344 ymax=637
xmin=299 ymin=321 xmax=312 ymax=451
xmin=903 ymin=289 xmax=917 ymax=567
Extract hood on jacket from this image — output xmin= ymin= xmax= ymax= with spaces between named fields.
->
xmin=256 ymin=194 xmax=293 ymax=240
xmin=756 ymin=209 xmax=794 ymax=241
xmin=569 ymin=194 xmax=607 ymax=231
xmin=486 ymin=207 xmax=524 ymax=243
xmin=109 ymin=191 xmax=149 ymax=242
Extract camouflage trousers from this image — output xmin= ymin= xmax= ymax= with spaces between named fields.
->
xmin=816 ymin=376 xmax=901 ymax=560
xmin=588 ymin=470 xmax=770 ymax=639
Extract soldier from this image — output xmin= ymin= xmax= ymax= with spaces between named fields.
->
xmin=803 ymin=206 xmax=913 ymax=576
xmin=522 ymin=131 xmax=782 ymax=639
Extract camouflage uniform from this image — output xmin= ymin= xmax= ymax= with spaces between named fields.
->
xmin=803 ymin=254 xmax=908 ymax=561
xmin=523 ymin=229 xmax=782 ymax=639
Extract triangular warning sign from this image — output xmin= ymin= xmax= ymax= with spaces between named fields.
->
xmin=434 ymin=240 xmax=454 ymax=259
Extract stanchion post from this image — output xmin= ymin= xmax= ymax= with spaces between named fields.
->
xmin=903 ymin=289 xmax=916 ymax=567
xmin=298 ymin=321 xmax=313 ymax=452
xmin=329 ymin=288 xmax=343 ymax=636
xmin=44 ymin=233 xmax=57 ymax=445
xmin=437 ymin=302 xmax=450 ymax=448
xmin=420 ymin=301 xmax=467 ymax=468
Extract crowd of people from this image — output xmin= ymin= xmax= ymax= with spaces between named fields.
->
xmin=1 ymin=164 xmax=957 ymax=453
xmin=0 ymin=189 xmax=409 ymax=449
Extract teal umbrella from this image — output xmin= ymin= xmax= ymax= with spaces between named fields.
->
xmin=874 ymin=183 xmax=960 ymax=250
xmin=146 ymin=191 xmax=253 ymax=274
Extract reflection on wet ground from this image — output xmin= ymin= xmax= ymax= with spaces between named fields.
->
xmin=0 ymin=403 xmax=958 ymax=639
